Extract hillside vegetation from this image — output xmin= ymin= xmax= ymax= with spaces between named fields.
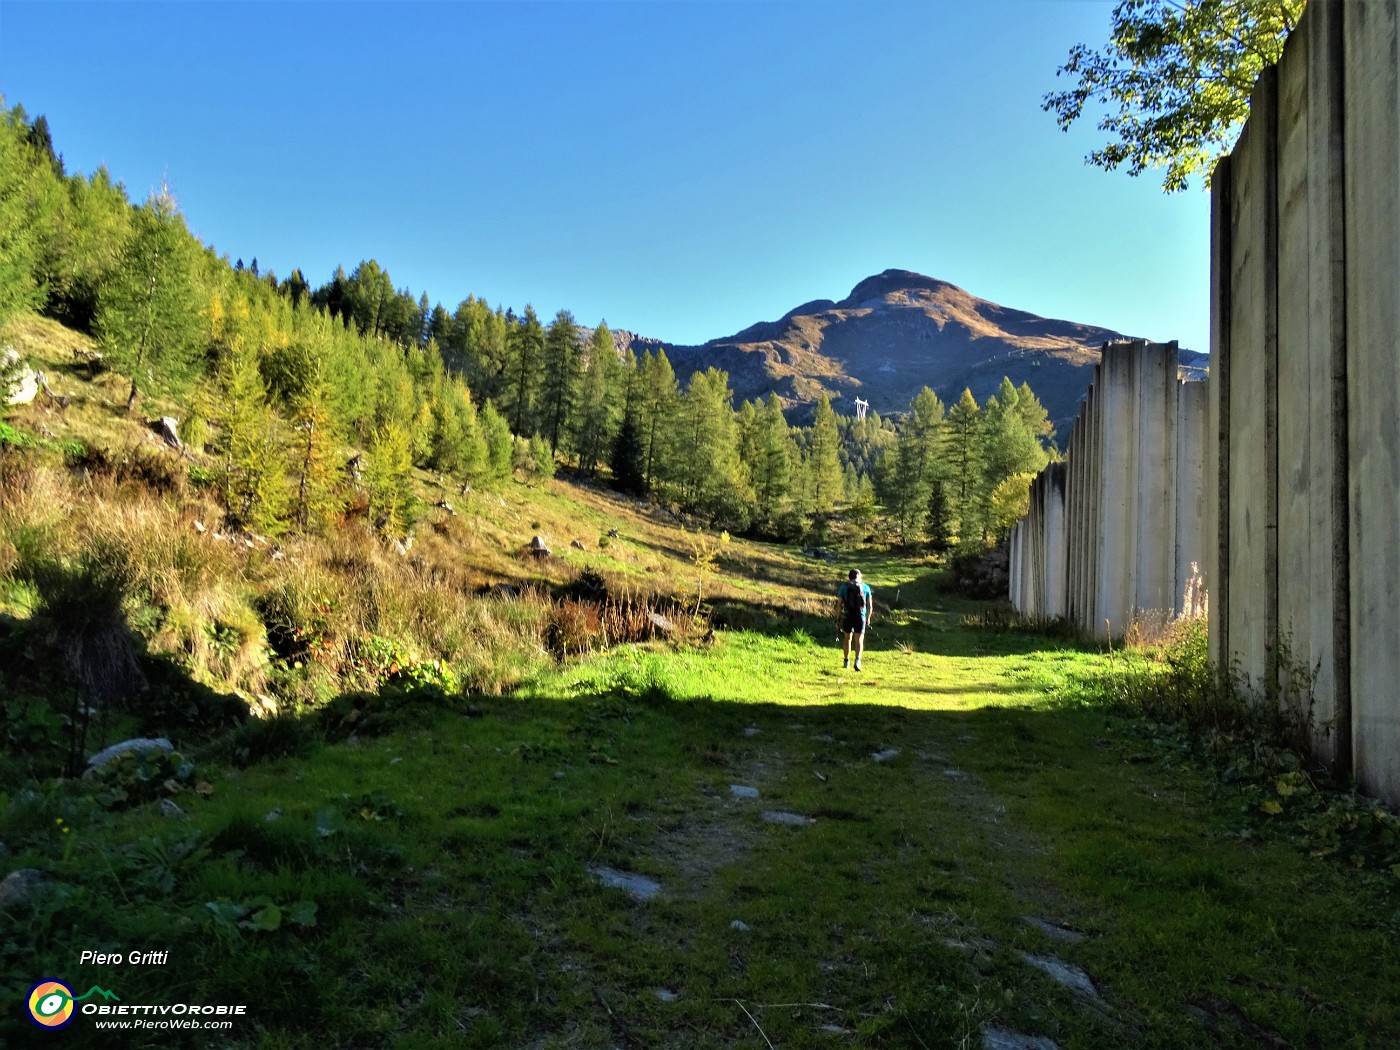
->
xmin=0 ymin=101 xmax=1059 ymax=563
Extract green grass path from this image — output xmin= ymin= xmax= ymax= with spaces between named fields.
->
xmin=7 ymin=556 xmax=1398 ymax=1049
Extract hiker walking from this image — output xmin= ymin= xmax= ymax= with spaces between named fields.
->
xmin=837 ymin=568 xmax=873 ymax=671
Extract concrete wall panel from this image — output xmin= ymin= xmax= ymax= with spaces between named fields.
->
xmin=1342 ymin=0 xmax=1400 ymax=800
xmin=1276 ymin=3 xmax=1347 ymax=768
xmin=1176 ymin=380 xmax=1209 ymax=616
xmin=1008 ymin=344 xmax=1206 ymax=636
xmin=1224 ymin=68 xmax=1280 ymax=692
xmin=1209 ymin=156 xmax=1232 ymax=667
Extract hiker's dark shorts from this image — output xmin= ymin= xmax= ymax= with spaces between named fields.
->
xmin=842 ymin=613 xmax=866 ymax=634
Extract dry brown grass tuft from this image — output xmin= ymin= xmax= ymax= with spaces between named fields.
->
xmin=1122 ymin=608 xmax=1203 ymax=655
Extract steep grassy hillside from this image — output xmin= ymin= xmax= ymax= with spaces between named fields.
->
xmin=0 ymin=311 xmax=837 ymax=786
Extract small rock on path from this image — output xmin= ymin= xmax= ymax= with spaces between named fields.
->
xmin=588 ymin=865 xmax=663 ymax=902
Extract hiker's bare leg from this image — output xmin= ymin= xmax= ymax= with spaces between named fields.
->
xmin=842 ymin=631 xmax=853 ymax=661
xmin=853 ymin=630 xmax=865 ymax=663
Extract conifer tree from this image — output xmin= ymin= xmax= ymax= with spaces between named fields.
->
xmin=676 ymin=368 xmax=748 ymax=527
xmin=976 ymin=378 xmax=1048 ymax=542
xmin=366 ymin=420 xmax=415 ymax=538
xmin=875 ymin=387 xmax=945 ymax=544
xmin=477 ymin=401 xmax=515 ymax=489
xmin=926 ymin=479 xmax=952 ymax=553
xmin=540 ymin=309 xmax=581 ymax=453
xmin=504 ymin=304 xmax=545 ymax=436
xmin=944 ymin=388 xmax=984 ymax=543
xmin=290 ymin=370 xmax=346 ymax=534
xmin=519 ymin=434 xmax=556 ymax=486
xmin=0 ymin=106 xmax=48 ymax=328
xmin=450 ymin=296 xmax=508 ymax=402
xmin=750 ymin=394 xmax=794 ymax=527
xmin=216 ymin=330 xmax=289 ymax=534
xmin=574 ymin=322 xmax=622 ymax=476
xmin=312 ymin=264 xmax=351 ymax=322
xmin=38 ymin=165 xmax=133 ymax=332
xmin=635 ymin=351 xmax=680 ymax=495
xmin=848 ymin=473 xmax=878 ymax=534
xmin=95 ymin=186 xmax=203 ymax=414
xmin=1015 ymin=381 xmax=1055 ymax=447
xmin=611 ymin=414 xmax=647 ymax=496
xmin=806 ymin=395 xmax=845 ymax=513
xmin=345 ymin=259 xmax=394 ymax=339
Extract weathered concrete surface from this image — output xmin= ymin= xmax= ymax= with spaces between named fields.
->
xmin=1342 ymin=0 xmax=1400 ymax=799
xmin=1009 ymin=343 xmax=1206 ymax=637
xmin=1224 ymin=67 xmax=1279 ymax=694
xmin=1208 ymin=0 xmax=1400 ymax=802
xmin=1276 ymin=0 xmax=1349 ymax=770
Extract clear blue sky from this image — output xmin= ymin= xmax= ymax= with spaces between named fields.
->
xmin=0 ymin=1 xmax=1212 ymax=352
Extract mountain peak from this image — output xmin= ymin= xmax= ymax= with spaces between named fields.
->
xmin=839 ymin=269 xmax=960 ymax=307
xmin=663 ymin=270 xmax=1176 ymax=434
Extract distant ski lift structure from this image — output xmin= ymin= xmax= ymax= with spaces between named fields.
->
xmin=854 ymin=397 xmax=870 ymax=421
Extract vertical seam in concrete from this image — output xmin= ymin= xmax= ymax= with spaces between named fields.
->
xmin=1263 ymin=64 xmax=1282 ymax=699
xmin=1328 ymin=0 xmax=1353 ymax=780
xmin=1214 ymin=157 xmax=1233 ymax=666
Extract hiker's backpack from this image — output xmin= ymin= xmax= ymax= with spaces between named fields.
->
xmin=844 ymin=583 xmax=865 ymax=617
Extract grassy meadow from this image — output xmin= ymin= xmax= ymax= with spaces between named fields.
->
xmin=2 ymin=313 xmax=1398 ymax=1048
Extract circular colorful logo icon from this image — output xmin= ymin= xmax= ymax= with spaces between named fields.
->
xmin=28 ymin=980 xmax=76 ymax=1029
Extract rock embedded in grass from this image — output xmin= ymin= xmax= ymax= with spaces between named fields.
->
xmin=981 ymin=1026 xmax=1059 ymax=1050
xmin=85 ymin=737 xmax=173 ymax=774
xmin=1017 ymin=951 xmax=1099 ymax=999
xmin=588 ymin=865 xmax=663 ymax=901
xmin=871 ymin=748 xmax=900 ymax=762
xmin=729 ymin=785 xmax=759 ymax=799
xmin=761 ymin=810 xmax=815 ymax=826
xmin=0 ymin=868 xmax=48 ymax=907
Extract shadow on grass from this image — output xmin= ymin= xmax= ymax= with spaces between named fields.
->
xmin=6 ymin=653 xmax=1400 ymax=1050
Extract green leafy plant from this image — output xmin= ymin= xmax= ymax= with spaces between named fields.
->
xmin=88 ymin=748 xmax=195 ymax=809
xmin=205 ymin=895 xmax=318 ymax=934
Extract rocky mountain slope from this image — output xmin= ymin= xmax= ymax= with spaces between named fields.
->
xmin=610 ymin=270 xmax=1205 ymax=436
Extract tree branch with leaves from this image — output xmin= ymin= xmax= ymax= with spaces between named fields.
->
xmin=1044 ymin=0 xmax=1303 ymax=192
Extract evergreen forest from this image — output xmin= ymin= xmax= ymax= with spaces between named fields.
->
xmin=0 ymin=102 xmax=1056 ymax=550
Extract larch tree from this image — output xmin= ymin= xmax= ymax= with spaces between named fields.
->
xmin=290 ymin=367 xmax=347 ymax=535
xmin=0 ymin=106 xmax=45 ymax=329
xmin=575 ymin=322 xmax=622 ymax=476
xmin=95 ymin=186 xmax=203 ymax=414
xmin=504 ymin=304 xmax=545 ymax=436
xmin=676 ymin=367 xmax=745 ymax=523
xmin=806 ymin=395 xmax=846 ymax=514
xmin=366 ymin=420 xmax=416 ymax=538
xmin=478 ymin=401 xmax=515 ymax=489
xmin=943 ymin=388 xmax=984 ymax=543
xmin=635 ymin=350 xmax=680 ymax=496
xmin=216 ymin=328 xmax=289 ymax=533
xmin=540 ymin=309 xmax=581 ymax=453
